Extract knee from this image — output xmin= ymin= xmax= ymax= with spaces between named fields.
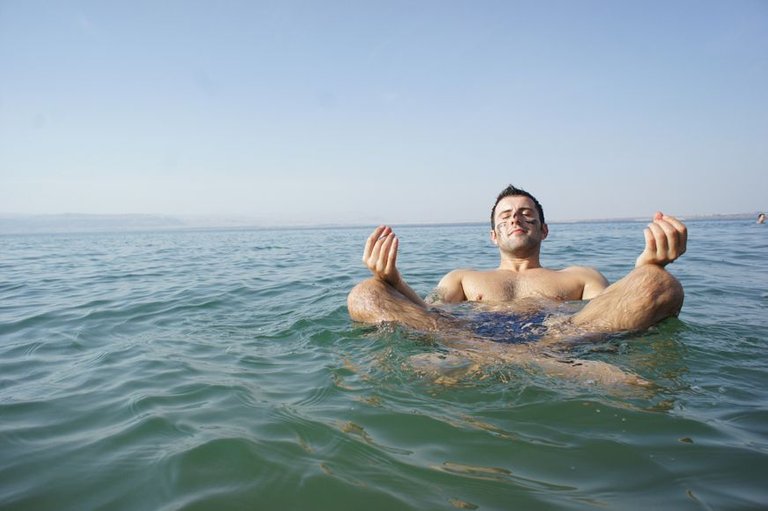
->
xmin=347 ymin=278 xmax=388 ymax=323
xmin=573 ymin=265 xmax=685 ymax=333
xmin=631 ymin=264 xmax=684 ymax=316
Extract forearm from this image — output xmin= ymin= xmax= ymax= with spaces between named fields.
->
xmin=390 ymin=277 xmax=429 ymax=309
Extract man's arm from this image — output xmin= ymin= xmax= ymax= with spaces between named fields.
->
xmin=578 ymin=267 xmax=610 ymax=300
xmin=559 ymin=266 xmax=609 ymax=300
xmin=635 ymin=212 xmax=687 ymax=268
xmin=362 ymin=225 xmax=428 ymax=309
xmin=427 ymin=270 xmax=468 ymax=304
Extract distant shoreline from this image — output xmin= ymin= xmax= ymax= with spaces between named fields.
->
xmin=0 ymin=212 xmax=761 ymax=235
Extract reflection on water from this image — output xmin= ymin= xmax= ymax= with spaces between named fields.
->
xmin=1 ymin=220 xmax=767 ymax=510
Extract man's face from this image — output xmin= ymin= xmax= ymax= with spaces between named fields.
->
xmin=490 ymin=195 xmax=548 ymax=253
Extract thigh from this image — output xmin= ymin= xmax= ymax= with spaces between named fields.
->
xmin=570 ymin=265 xmax=683 ymax=333
xmin=347 ymin=278 xmax=457 ymax=332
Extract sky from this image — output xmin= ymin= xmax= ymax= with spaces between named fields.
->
xmin=1 ymin=0 xmax=767 ymax=226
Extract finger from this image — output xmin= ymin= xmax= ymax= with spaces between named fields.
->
xmin=380 ymin=231 xmax=395 ymax=256
xmin=367 ymin=234 xmax=387 ymax=270
xmin=368 ymin=225 xmax=387 ymax=241
xmin=659 ymin=214 xmax=685 ymax=235
xmin=366 ymin=226 xmax=391 ymax=258
xmin=363 ymin=225 xmax=386 ymax=261
xmin=641 ymin=226 xmax=655 ymax=259
xmin=679 ymin=224 xmax=687 ymax=255
xmin=386 ymin=236 xmax=399 ymax=275
xmin=643 ymin=226 xmax=654 ymax=252
xmin=372 ymin=233 xmax=392 ymax=272
xmin=647 ymin=222 xmax=668 ymax=259
xmin=660 ymin=213 xmax=680 ymax=227
xmin=654 ymin=219 xmax=678 ymax=257
xmin=662 ymin=215 xmax=687 ymax=255
xmin=375 ymin=233 xmax=398 ymax=273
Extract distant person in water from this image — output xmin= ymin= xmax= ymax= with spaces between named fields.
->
xmin=758 ymin=213 xmax=766 ymax=224
xmin=347 ymin=184 xmax=687 ymax=341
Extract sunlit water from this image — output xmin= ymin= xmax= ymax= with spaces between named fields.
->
xmin=1 ymin=220 xmax=767 ymax=510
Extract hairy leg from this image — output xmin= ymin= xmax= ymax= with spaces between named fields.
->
xmin=348 ymin=279 xmax=649 ymax=387
xmin=349 ymin=265 xmax=684 ymax=337
xmin=347 ymin=278 xmax=460 ymax=332
xmin=409 ymin=341 xmax=650 ymax=387
xmin=570 ymin=264 xmax=684 ymax=334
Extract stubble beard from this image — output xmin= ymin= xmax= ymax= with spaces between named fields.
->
xmin=496 ymin=224 xmax=543 ymax=258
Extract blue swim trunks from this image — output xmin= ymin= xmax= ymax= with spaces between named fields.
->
xmin=466 ymin=310 xmax=548 ymax=344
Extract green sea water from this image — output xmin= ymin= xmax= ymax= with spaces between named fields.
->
xmin=1 ymin=220 xmax=767 ymax=510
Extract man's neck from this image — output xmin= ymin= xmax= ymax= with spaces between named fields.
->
xmin=497 ymin=252 xmax=543 ymax=272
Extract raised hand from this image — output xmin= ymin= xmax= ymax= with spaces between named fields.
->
xmin=363 ymin=225 xmax=402 ymax=286
xmin=635 ymin=212 xmax=688 ymax=268
xmin=360 ymin=225 xmax=429 ymax=309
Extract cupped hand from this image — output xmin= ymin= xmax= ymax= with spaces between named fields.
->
xmin=635 ymin=212 xmax=688 ymax=268
xmin=363 ymin=225 xmax=402 ymax=285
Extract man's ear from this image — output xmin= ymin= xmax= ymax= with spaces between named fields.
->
xmin=490 ymin=229 xmax=498 ymax=246
xmin=541 ymin=223 xmax=549 ymax=240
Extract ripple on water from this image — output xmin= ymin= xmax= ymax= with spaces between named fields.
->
xmin=1 ymin=223 xmax=768 ymax=510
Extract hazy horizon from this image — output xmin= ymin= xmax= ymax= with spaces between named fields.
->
xmin=0 ymin=209 xmax=760 ymax=236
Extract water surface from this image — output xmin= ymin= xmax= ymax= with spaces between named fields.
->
xmin=1 ymin=220 xmax=767 ymax=510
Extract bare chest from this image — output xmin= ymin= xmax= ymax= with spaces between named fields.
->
xmin=461 ymin=270 xmax=582 ymax=303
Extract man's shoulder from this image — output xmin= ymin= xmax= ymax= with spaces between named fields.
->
xmin=439 ymin=268 xmax=499 ymax=286
xmin=444 ymin=267 xmax=485 ymax=277
xmin=558 ymin=265 xmax=602 ymax=275
xmin=558 ymin=265 xmax=608 ymax=286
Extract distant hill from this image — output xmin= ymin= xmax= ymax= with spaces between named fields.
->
xmin=682 ymin=212 xmax=758 ymax=221
xmin=0 ymin=214 xmax=190 ymax=234
xmin=556 ymin=212 xmax=758 ymax=223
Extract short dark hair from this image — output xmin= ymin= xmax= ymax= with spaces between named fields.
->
xmin=490 ymin=185 xmax=545 ymax=229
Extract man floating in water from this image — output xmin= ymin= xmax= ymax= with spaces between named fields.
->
xmin=347 ymin=184 xmax=687 ymax=385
